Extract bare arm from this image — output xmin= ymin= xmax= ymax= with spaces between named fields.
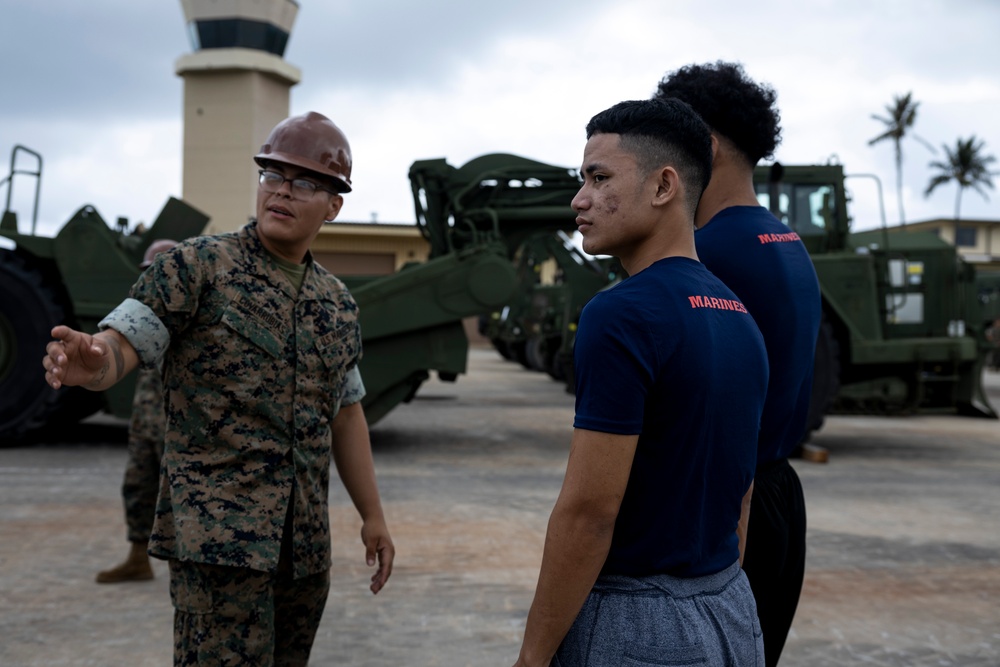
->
xmin=42 ymin=325 xmax=139 ymax=392
xmin=330 ymin=401 xmax=395 ymax=594
xmin=513 ymin=428 xmax=638 ymax=667
xmin=737 ymin=480 xmax=754 ymax=566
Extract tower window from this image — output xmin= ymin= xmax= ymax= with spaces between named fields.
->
xmin=189 ymin=19 xmax=290 ymax=56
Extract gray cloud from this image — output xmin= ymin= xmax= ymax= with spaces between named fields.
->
xmin=285 ymin=1 xmax=600 ymax=88
xmin=2 ymin=0 xmax=999 ymax=233
xmin=2 ymin=2 xmax=186 ymax=122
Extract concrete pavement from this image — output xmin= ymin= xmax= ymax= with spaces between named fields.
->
xmin=1 ymin=349 xmax=998 ymax=666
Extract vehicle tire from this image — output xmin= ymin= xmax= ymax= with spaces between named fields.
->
xmin=544 ymin=337 xmax=567 ymax=382
xmin=490 ymin=337 xmax=513 ymax=361
xmin=0 ymin=251 xmax=88 ymax=442
xmin=476 ymin=314 xmax=491 ymax=337
xmin=511 ymin=340 xmax=531 ymax=369
xmin=803 ymin=312 xmax=841 ymax=440
xmin=525 ymin=336 xmax=547 ymax=372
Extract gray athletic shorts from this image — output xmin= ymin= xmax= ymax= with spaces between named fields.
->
xmin=553 ymin=561 xmax=765 ymax=666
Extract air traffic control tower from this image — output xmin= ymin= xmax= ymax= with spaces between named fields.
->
xmin=176 ymin=0 xmax=300 ymax=234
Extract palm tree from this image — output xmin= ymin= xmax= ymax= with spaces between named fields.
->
xmin=868 ymin=92 xmax=935 ymax=224
xmin=925 ymin=136 xmax=998 ymax=219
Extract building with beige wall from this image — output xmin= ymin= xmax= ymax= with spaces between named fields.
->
xmin=311 ymin=222 xmax=429 ymax=276
xmin=886 ymin=218 xmax=1000 ymax=271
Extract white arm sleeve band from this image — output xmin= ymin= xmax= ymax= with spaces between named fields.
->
xmin=98 ymin=298 xmax=170 ymax=369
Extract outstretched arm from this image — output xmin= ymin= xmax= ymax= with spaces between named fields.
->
xmin=513 ymin=428 xmax=638 ymax=667
xmin=330 ymin=400 xmax=395 ymax=594
xmin=42 ymin=325 xmax=139 ymax=392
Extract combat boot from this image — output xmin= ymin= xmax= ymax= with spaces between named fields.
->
xmin=95 ymin=541 xmax=154 ymax=583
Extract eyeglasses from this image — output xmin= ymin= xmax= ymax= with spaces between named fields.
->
xmin=258 ymin=169 xmax=335 ymax=201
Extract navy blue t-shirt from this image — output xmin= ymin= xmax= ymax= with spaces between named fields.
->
xmin=695 ymin=206 xmax=822 ymax=463
xmin=574 ymin=257 xmax=768 ymax=578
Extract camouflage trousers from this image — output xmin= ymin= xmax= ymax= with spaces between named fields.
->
xmin=169 ymin=560 xmax=331 ymax=667
xmin=122 ymin=433 xmax=164 ymax=543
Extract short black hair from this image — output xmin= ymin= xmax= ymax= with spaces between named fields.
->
xmin=586 ymin=98 xmax=713 ymax=213
xmin=655 ymin=61 xmax=781 ymax=166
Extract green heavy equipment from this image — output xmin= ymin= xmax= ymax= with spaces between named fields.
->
xmin=4 ymin=146 xmax=995 ymax=443
xmin=390 ymin=152 xmax=588 ymax=401
xmin=757 ymin=162 xmax=997 ymax=428
xmin=0 ymin=145 xmax=209 ymax=441
xmin=341 ymin=152 xmax=588 ymax=423
xmin=478 ymin=229 xmax=619 ymax=380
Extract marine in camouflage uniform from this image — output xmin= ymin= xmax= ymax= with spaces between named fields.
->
xmin=124 ymin=367 xmax=165 ymax=541
xmin=95 ymin=366 xmax=165 ymax=583
xmin=97 ymin=238 xmax=176 ymax=585
xmin=42 ymin=112 xmax=395 ymax=667
xmin=111 ymin=220 xmax=366 ymax=575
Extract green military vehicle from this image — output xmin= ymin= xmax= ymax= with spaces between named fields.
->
xmin=758 ymin=162 xmax=996 ymax=428
xmin=0 ymin=146 xmax=209 ymax=442
xmin=403 ymin=152 xmax=604 ymax=377
xmin=478 ymin=230 xmax=618 ymax=381
xmin=342 ymin=152 xmax=591 ymax=423
xmin=4 ymin=145 xmax=994 ymax=443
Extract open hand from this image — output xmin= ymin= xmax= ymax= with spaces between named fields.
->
xmin=42 ymin=325 xmax=110 ymax=389
xmin=361 ymin=518 xmax=395 ymax=594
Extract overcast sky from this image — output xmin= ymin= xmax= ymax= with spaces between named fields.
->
xmin=2 ymin=0 xmax=998 ymax=239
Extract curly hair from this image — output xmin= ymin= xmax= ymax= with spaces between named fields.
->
xmin=654 ymin=61 xmax=781 ymax=166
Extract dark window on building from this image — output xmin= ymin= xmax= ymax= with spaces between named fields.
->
xmin=955 ymin=226 xmax=977 ymax=247
xmin=190 ymin=19 xmax=290 ymax=56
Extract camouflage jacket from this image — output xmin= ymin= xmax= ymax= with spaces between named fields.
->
xmin=101 ymin=221 xmax=363 ymax=577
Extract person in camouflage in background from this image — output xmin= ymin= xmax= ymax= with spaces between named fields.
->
xmin=96 ymin=240 xmax=175 ymax=584
xmin=42 ymin=111 xmax=395 ymax=667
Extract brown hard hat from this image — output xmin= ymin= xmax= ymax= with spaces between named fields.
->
xmin=254 ymin=112 xmax=353 ymax=193
xmin=141 ymin=239 xmax=178 ymax=268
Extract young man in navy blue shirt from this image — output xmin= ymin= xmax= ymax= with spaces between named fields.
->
xmin=513 ymin=98 xmax=768 ymax=666
xmin=657 ymin=62 xmax=823 ymax=667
